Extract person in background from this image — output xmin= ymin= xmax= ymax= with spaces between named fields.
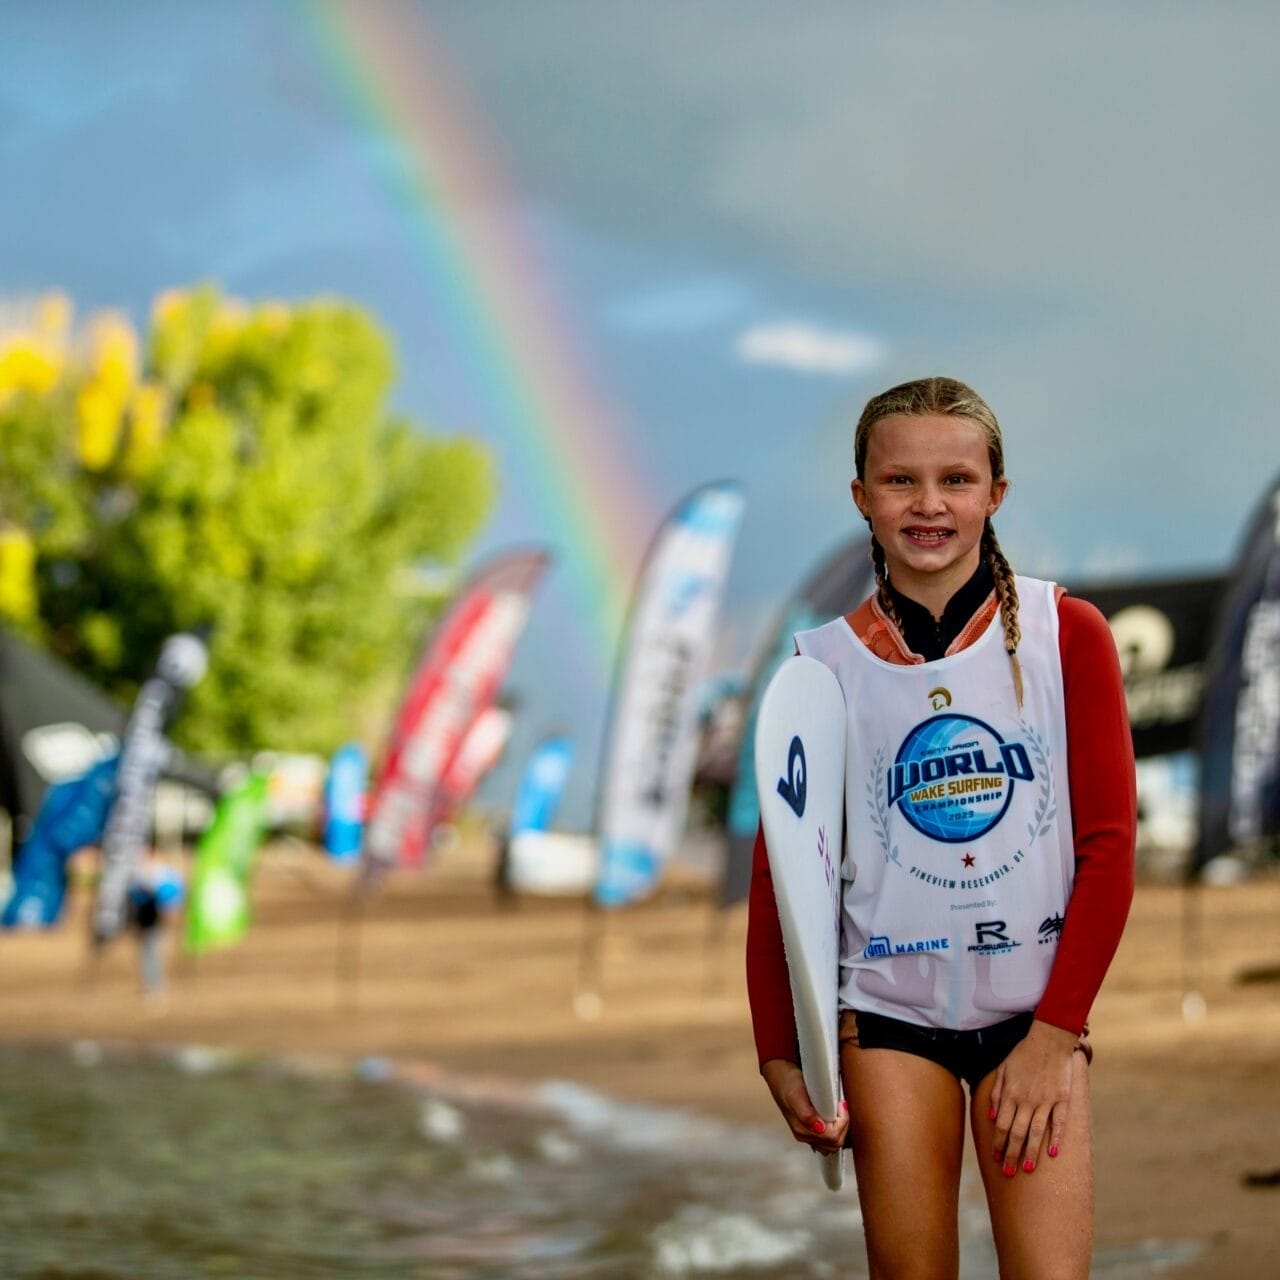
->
xmin=127 ymin=845 xmax=184 ymax=1002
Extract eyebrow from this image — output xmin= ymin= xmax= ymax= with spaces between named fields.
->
xmin=873 ymin=459 xmax=985 ymax=471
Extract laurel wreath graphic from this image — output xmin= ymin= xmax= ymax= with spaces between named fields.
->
xmin=1020 ymin=721 xmax=1057 ymax=842
xmin=866 ymin=746 xmax=901 ymax=866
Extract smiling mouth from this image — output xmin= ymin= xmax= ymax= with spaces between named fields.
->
xmin=903 ymin=528 xmax=954 ymax=545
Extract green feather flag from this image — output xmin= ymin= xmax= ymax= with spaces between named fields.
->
xmin=185 ymin=772 xmax=269 ymax=954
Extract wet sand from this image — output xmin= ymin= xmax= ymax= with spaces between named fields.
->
xmin=1 ymin=844 xmax=1277 ymax=1277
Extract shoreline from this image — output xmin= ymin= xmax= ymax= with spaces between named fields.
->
xmin=1 ymin=846 xmax=1277 ymax=1276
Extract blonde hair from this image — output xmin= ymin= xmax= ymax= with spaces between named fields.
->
xmin=854 ymin=376 xmax=1023 ymax=706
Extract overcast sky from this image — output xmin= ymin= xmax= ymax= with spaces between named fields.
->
xmin=2 ymin=2 xmax=1276 ymax=823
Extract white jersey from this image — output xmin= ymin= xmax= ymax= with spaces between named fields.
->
xmin=796 ymin=576 xmax=1074 ymax=1031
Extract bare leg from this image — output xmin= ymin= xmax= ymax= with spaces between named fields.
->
xmin=842 ymin=1042 xmax=967 ymax=1280
xmin=970 ymin=1049 xmax=1094 ymax=1280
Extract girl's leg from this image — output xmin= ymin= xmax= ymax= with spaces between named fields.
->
xmin=970 ymin=1050 xmax=1093 ymax=1280
xmin=842 ymin=1044 xmax=968 ymax=1280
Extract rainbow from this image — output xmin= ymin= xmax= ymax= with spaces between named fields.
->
xmin=282 ymin=0 xmax=653 ymax=678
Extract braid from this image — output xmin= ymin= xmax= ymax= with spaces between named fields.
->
xmin=869 ymin=535 xmax=904 ymax=637
xmin=983 ymin=519 xmax=1023 ymax=707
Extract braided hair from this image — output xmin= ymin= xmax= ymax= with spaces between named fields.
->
xmin=853 ymin=377 xmax=1023 ymax=706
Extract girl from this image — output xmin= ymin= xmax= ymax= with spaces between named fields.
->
xmin=746 ymin=377 xmax=1135 ymax=1280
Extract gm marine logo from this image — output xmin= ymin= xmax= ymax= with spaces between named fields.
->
xmin=886 ymin=714 xmax=1035 ymax=843
xmin=863 ymin=933 xmax=950 ymax=959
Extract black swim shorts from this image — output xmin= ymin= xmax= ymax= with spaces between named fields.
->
xmin=842 ymin=1009 xmax=1035 ymax=1089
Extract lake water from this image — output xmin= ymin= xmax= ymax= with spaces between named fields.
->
xmin=0 ymin=1043 xmax=1203 ymax=1279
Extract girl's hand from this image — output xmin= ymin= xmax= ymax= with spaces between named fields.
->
xmin=988 ymin=1020 xmax=1077 ymax=1175
xmin=760 ymin=1058 xmax=849 ymax=1155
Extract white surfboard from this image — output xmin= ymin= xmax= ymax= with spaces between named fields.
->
xmin=754 ymin=655 xmax=847 ymax=1191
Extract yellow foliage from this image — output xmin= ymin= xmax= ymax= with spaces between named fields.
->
xmin=121 ymin=381 xmax=170 ymax=477
xmin=256 ymin=301 xmax=291 ymax=335
xmin=0 ymin=290 xmax=72 ymax=408
xmin=0 ymin=527 xmax=36 ymax=623
xmin=0 ymin=338 xmax=61 ymax=407
xmin=87 ymin=312 xmax=139 ymax=401
xmin=152 ymin=288 xmax=190 ymax=329
xmin=187 ymin=382 xmax=216 ymax=410
xmin=75 ymin=379 xmax=124 ymax=470
xmin=204 ymin=301 xmax=249 ymax=362
xmin=37 ymin=292 xmax=72 ymax=344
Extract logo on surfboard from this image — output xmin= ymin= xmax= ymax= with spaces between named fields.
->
xmin=777 ymin=734 xmax=807 ymax=817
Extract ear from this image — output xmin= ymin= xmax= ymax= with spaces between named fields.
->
xmin=851 ymin=477 xmax=870 ymax=523
xmin=986 ymin=477 xmax=1009 ymax=518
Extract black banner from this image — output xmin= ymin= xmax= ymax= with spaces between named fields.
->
xmin=1193 ymin=475 xmax=1280 ymax=873
xmin=1066 ymin=574 xmax=1226 ymax=760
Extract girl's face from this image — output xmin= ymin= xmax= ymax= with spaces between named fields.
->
xmin=851 ymin=413 xmax=1008 ymax=599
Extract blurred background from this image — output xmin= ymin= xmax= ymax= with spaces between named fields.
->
xmin=0 ymin=4 xmax=1278 ymax=1278
xmin=3 ymin=1 xmax=1277 ymax=829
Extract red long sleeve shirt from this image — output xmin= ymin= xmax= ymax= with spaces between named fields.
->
xmin=746 ymin=593 xmax=1136 ymax=1067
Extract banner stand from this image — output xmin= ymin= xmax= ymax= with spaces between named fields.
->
xmin=335 ymin=887 xmax=367 ymax=1015
xmin=572 ymin=899 xmax=605 ymax=1020
xmin=1180 ymin=876 xmax=1207 ymax=1022
xmin=700 ymin=895 xmax=729 ymax=1007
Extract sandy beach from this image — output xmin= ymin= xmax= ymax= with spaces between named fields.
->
xmin=1 ymin=843 xmax=1277 ymax=1278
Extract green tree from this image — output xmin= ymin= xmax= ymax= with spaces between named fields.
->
xmin=0 ymin=287 xmax=493 ymax=757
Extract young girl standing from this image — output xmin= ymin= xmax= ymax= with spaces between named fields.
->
xmin=747 ymin=377 xmax=1135 ymax=1279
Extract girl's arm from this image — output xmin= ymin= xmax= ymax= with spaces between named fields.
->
xmin=746 ymin=822 xmax=801 ymax=1066
xmin=746 ymin=822 xmax=848 ymax=1153
xmin=991 ymin=595 xmax=1136 ymax=1174
xmin=1034 ymin=596 xmax=1137 ymax=1034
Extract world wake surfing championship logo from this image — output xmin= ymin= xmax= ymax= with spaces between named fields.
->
xmin=887 ymin=713 xmax=1035 ymax=843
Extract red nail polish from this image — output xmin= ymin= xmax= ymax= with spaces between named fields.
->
xmin=1048 ymin=1144 xmax=1059 ymax=1158
xmin=987 ymin=1106 xmax=997 ymax=1121
xmin=840 ymin=1100 xmax=848 ymax=1113
xmin=811 ymin=1120 xmax=826 ymax=1135
xmin=1023 ymin=1160 xmax=1035 ymax=1173
xmin=992 ymin=1151 xmax=1002 ymax=1162
xmin=1003 ymin=1163 xmax=1015 ymax=1177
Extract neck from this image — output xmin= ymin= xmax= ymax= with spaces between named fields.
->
xmin=888 ymin=549 xmax=984 ymax=620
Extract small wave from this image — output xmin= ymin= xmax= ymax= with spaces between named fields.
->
xmin=419 ymin=1096 xmax=466 ymax=1142
xmin=652 ymin=1205 xmax=809 ymax=1274
xmin=533 ymin=1079 xmax=778 ymax=1161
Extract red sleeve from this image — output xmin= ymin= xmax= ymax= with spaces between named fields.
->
xmin=745 ymin=821 xmax=801 ymax=1069
xmin=1034 ymin=596 xmax=1137 ymax=1035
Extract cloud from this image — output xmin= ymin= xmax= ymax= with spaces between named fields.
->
xmin=735 ymin=322 xmax=886 ymax=376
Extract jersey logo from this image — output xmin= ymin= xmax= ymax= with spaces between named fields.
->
xmin=886 ymin=713 xmax=1034 ymax=843
xmin=777 ymin=735 xmax=807 ymax=817
xmin=928 ymin=686 xmax=952 ymax=710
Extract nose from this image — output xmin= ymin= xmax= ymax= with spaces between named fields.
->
xmin=913 ymin=482 xmax=947 ymax=516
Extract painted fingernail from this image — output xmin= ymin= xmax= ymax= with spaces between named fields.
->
xmin=1003 ymin=1163 xmax=1016 ymax=1177
xmin=840 ymin=1100 xmax=848 ymax=1113
xmin=987 ymin=1106 xmax=997 ymax=1121
xmin=1023 ymin=1159 xmax=1035 ymax=1173
xmin=811 ymin=1120 xmax=826 ymax=1134
xmin=993 ymin=1151 xmax=1003 ymax=1163
xmin=1048 ymin=1144 xmax=1060 ymax=1158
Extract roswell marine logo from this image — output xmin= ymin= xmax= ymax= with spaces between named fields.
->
xmin=886 ymin=713 xmax=1035 ymax=843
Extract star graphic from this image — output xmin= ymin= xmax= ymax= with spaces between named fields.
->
xmin=962 ymin=854 xmax=976 ymax=868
